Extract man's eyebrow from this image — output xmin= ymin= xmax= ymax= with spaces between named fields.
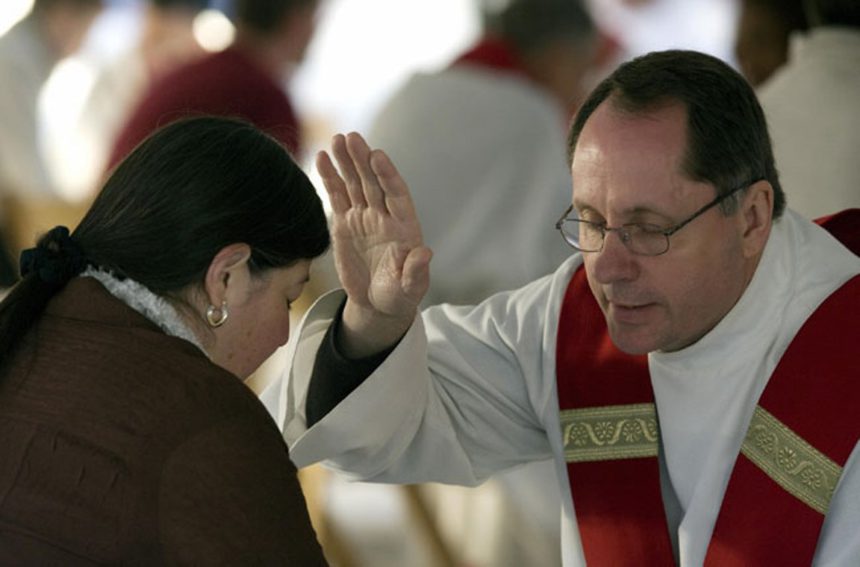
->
xmin=571 ymin=200 xmax=597 ymax=216
xmin=571 ymin=202 xmax=676 ymax=224
xmin=625 ymin=206 xmax=676 ymax=224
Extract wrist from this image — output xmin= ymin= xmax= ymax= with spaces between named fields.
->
xmin=339 ymin=300 xmax=415 ymax=359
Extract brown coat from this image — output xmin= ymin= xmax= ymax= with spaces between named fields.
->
xmin=0 ymin=277 xmax=327 ymax=565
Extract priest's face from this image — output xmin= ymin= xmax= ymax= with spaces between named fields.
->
xmin=571 ymin=101 xmax=753 ymax=354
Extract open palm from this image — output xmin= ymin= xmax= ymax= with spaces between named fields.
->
xmin=317 ymin=133 xmax=431 ymax=324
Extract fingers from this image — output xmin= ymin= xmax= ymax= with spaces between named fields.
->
xmin=322 ymin=133 xmax=416 ymax=222
xmin=370 ymin=149 xmax=418 ymax=223
xmin=315 ymin=150 xmax=350 ymax=214
xmin=331 ymin=133 xmax=367 ymax=208
xmin=345 ymin=132 xmax=386 ymax=210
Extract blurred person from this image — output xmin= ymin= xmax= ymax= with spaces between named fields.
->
xmin=0 ymin=0 xmax=103 ymax=286
xmin=69 ymin=0 xmax=208 ymax=195
xmin=734 ymin=0 xmax=808 ymax=87
xmin=0 ymin=0 xmax=103 ymax=198
xmin=584 ymin=0 xmax=739 ymax=70
xmin=756 ymin=0 xmax=860 ymax=219
xmin=0 ymin=116 xmax=329 ymax=564
xmin=108 ymin=0 xmax=318 ymax=169
xmin=283 ymin=50 xmax=859 ymax=566
xmin=369 ymin=0 xmax=601 ymax=308
xmin=366 ymin=2 xmax=601 ymax=564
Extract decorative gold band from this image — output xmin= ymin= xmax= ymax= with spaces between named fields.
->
xmin=560 ymin=403 xmax=659 ymax=463
xmin=741 ymin=406 xmax=842 ymax=515
xmin=560 ymin=402 xmax=843 ymax=514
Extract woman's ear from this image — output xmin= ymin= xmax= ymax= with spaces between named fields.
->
xmin=203 ymin=243 xmax=253 ymax=309
xmin=739 ymin=179 xmax=774 ymax=259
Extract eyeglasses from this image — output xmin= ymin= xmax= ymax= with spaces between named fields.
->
xmin=555 ymin=182 xmax=755 ymax=256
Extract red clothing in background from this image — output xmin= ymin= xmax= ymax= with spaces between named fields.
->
xmin=108 ymin=47 xmax=301 ymax=169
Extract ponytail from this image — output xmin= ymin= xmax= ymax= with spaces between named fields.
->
xmin=0 ymin=226 xmax=87 ymax=360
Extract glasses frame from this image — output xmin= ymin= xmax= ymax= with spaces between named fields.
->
xmin=555 ymin=181 xmax=757 ymax=256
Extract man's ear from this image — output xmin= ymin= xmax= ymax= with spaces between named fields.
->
xmin=203 ymin=243 xmax=253 ymax=308
xmin=739 ymin=180 xmax=774 ymax=258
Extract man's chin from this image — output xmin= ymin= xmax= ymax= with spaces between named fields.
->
xmin=606 ymin=323 xmax=661 ymax=355
xmin=598 ymin=303 xmax=664 ymax=355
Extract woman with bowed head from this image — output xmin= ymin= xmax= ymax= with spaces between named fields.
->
xmin=0 ymin=117 xmax=329 ymax=565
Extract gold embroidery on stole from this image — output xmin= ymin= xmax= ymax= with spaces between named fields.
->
xmin=741 ymin=406 xmax=842 ymax=515
xmin=560 ymin=403 xmax=659 ymax=463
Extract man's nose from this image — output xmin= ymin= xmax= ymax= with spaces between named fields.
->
xmin=588 ymin=230 xmax=639 ymax=284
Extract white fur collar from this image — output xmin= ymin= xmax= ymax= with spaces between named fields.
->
xmin=81 ymin=268 xmax=207 ymax=355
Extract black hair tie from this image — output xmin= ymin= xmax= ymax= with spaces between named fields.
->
xmin=19 ymin=226 xmax=87 ymax=284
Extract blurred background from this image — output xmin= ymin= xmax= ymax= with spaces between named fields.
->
xmin=0 ymin=0 xmax=816 ymax=565
xmin=0 ymin=0 xmax=741 ymax=206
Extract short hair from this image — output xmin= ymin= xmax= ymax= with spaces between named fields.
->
xmin=485 ymin=0 xmax=595 ymax=55
xmin=806 ymin=0 xmax=860 ymax=27
xmin=567 ymin=50 xmax=786 ymax=218
xmin=741 ymin=0 xmax=809 ymax=34
xmin=233 ymin=0 xmax=317 ymax=35
xmin=150 ymin=0 xmax=208 ymax=10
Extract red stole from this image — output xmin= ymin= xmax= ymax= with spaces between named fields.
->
xmin=556 ymin=213 xmax=860 ymax=565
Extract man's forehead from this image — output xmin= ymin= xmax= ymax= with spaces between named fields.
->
xmin=569 ymin=102 xmax=711 ymax=216
xmin=572 ymin=100 xmax=689 ymax=160
xmin=572 ymin=105 xmax=687 ymax=178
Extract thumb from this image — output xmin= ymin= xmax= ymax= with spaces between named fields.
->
xmin=401 ymin=246 xmax=433 ymax=302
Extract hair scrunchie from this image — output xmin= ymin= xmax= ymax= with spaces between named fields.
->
xmin=19 ymin=226 xmax=87 ymax=284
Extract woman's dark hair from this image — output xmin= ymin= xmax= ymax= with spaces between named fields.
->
xmin=0 ymin=115 xmax=329 ymax=360
xmin=567 ymin=49 xmax=786 ymax=218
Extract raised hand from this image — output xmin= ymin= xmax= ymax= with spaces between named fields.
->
xmin=316 ymin=132 xmax=432 ymax=357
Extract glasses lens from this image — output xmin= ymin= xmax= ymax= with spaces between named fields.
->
xmin=559 ymin=220 xmax=603 ymax=252
xmin=558 ymin=215 xmax=672 ymax=255
xmin=579 ymin=221 xmax=604 ymax=251
xmin=558 ymin=220 xmax=579 ymax=248
xmin=626 ymin=224 xmax=670 ymax=256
